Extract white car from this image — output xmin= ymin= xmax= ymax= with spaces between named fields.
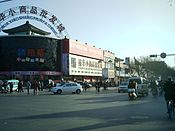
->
xmin=118 ymin=82 xmax=128 ymax=93
xmin=51 ymin=83 xmax=83 ymax=94
xmin=6 ymin=79 xmax=19 ymax=91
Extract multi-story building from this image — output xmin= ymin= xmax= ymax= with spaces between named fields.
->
xmin=0 ymin=21 xmax=62 ymax=81
xmin=0 ymin=21 xmax=128 ymax=84
xmin=102 ymin=50 xmax=115 ymax=84
xmin=61 ymin=38 xmax=103 ymax=82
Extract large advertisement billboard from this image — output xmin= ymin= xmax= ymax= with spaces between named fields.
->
xmin=66 ymin=39 xmax=103 ymax=60
xmin=62 ymin=54 xmax=102 ymax=76
xmin=0 ymin=36 xmax=61 ymax=72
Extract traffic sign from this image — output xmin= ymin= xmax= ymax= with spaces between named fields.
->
xmin=160 ymin=52 xmax=166 ymax=58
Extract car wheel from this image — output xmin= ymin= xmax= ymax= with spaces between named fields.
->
xmin=76 ymin=89 xmax=81 ymax=94
xmin=57 ymin=89 xmax=62 ymax=94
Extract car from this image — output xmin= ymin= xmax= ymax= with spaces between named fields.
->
xmin=6 ymin=79 xmax=19 ymax=91
xmin=118 ymin=82 xmax=128 ymax=93
xmin=0 ymin=79 xmax=19 ymax=92
xmin=78 ymin=82 xmax=93 ymax=88
xmin=50 ymin=82 xmax=83 ymax=94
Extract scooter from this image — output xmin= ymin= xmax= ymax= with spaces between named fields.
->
xmin=128 ymin=88 xmax=137 ymax=100
xmin=151 ymin=88 xmax=158 ymax=97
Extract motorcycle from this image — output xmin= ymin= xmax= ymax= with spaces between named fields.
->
xmin=151 ymin=87 xmax=158 ymax=97
xmin=128 ymin=88 xmax=137 ymax=100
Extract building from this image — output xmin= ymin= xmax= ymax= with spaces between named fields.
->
xmin=0 ymin=21 xmax=62 ymax=81
xmin=102 ymin=50 xmax=115 ymax=83
xmin=0 ymin=21 xmax=127 ymax=85
xmin=61 ymin=38 xmax=103 ymax=82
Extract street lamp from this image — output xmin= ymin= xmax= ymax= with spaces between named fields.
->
xmin=115 ymin=58 xmax=124 ymax=85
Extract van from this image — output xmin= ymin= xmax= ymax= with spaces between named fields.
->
xmin=6 ymin=79 xmax=19 ymax=91
xmin=128 ymin=77 xmax=149 ymax=96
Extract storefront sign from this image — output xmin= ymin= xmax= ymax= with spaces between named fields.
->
xmin=0 ymin=6 xmax=69 ymax=38
xmin=0 ymin=71 xmax=62 ymax=75
xmin=69 ymin=39 xmax=103 ymax=60
xmin=17 ymin=48 xmax=45 ymax=63
xmin=69 ymin=54 xmax=102 ymax=76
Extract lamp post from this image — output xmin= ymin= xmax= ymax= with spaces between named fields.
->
xmin=115 ymin=58 xmax=124 ymax=85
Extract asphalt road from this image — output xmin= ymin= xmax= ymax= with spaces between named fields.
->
xmin=0 ymin=88 xmax=175 ymax=131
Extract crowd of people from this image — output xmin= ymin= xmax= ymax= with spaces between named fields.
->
xmin=0 ymin=79 xmax=49 ymax=95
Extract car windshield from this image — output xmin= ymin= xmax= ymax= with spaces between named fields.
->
xmin=129 ymin=79 xmax=141 ymax=84
xmin=120 ymin=82 xmax=127 ymax=85
xmin=56 ymin=82 xmax=66 ymax=86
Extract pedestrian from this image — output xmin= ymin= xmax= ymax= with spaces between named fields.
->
xmin=40 ymin=80 xmax=44 ymax=91
xmin=9 ymin=82 xmax=13 ymax=93
xmin=0 ymin=80 xmax=3 ymax=93
xmin=26 ymin=80 xmax=31 ymax=95
xmin=95 ymin=82 xmax=100 ymax=93
xmin=38 ymin=81 xmax=41 ymax=91
xmin=33 ymin=80 xmax=39 ymax=95
xmin=103 ymin=82 xmax=107 ymax=90
xmin=18 ymin=80 xmax=23 ymax=93
xmin=3 ymin=81 xmax=8 ymax=93
xmin=150 ymin=80 xmax=158 ymax=97
xmin=163 ymin=77 xmax=175 ymax=112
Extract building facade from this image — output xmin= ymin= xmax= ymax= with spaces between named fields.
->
xmin=102 ymin=50 xmax=115 ymax=83
xmin=0 ymin=21 xmax=62 ymax=81
xmin=0 ymin=21 xmax=129 ymax=84
xmin=61 ymin=39 xmax=103 ymax=82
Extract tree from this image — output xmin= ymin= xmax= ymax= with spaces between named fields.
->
xmin=129 ymin=56 xmax=175 ymax=80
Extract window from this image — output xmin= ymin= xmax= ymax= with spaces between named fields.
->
xmin=71 ymin=57 xmax=76 ymax=68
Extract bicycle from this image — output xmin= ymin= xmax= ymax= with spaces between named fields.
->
xmin=167 ymin=100 xmax=174 ymax=119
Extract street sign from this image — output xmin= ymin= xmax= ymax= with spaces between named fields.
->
xmin=160 ymin=52 xmax=166 ymax=58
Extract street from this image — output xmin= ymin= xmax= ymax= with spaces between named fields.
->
xmin=0 ymin=88 xmax=175 ymax=131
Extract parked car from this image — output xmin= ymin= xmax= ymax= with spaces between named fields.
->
xmin=51 ymin=82 xmax=83 ymax=94
xmin=118 ymin=82 xmax=128 ymax=93
xmin=2 ymin=79 xmax=19 ymax=92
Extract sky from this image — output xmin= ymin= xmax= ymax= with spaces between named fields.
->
xmin=0 ymin=0 xmax=175 ymax=67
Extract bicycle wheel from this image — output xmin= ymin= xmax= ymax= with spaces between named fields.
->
xmin=168 ymin=101 xmax=173 ymax=119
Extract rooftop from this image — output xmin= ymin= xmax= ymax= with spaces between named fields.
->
xmin=2 ymin=21 xmax=51 ymax=36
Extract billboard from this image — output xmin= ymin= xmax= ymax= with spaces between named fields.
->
xmin=62 ymin=54 xmax=102 ymax=76
xmin=0 ymin=36 xmax=61 ymax=72
xmin=68 ymin=39 xmax=103 ymax=60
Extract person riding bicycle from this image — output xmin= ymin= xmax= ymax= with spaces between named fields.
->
xmin=163 ymin=77 xmax=175 ymax=112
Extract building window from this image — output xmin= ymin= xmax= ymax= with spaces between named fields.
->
xmin=71 ymin=57 xmax=76 ymax=68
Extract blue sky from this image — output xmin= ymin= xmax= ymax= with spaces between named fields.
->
xmin=0 ymin=0 xmax=175 ymax=67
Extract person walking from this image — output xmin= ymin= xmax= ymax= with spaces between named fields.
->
xmin=33 ymin=80 xmax=39 ymax=95
xmin=0 ymin=80 xmax=3 ymax=93
xmin=26 ymin=80 xmax=31 ymax=95
xmin=9 ymin=82 xmax=13 ymax=93
xmin=163 ymin=77 xmax=175 ymax=112
xmin=18 ymin=80 xmax=23 ymax=93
